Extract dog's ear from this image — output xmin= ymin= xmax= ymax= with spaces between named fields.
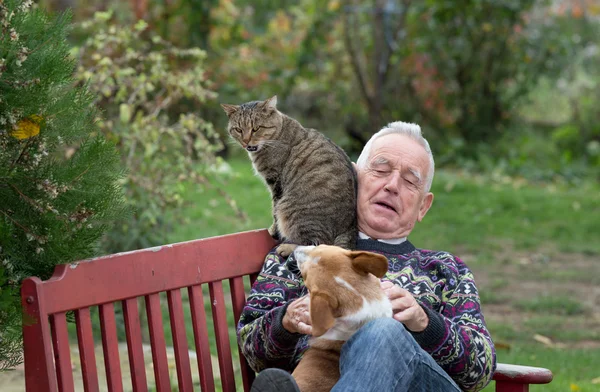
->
xmin=350 ymin=251 xmax=389 ymax=278
xmin=220 ymin=103 xmax=239 ymax=116
xmin=310 ymin=292 xmax=338 ymax=337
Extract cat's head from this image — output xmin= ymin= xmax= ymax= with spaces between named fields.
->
xmin=220 ymin=96 xmax=283 ymax=153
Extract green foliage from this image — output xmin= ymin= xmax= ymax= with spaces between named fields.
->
xmin=73 ymin=11 xmax=239 ymax=253
xmin=0 ymin=0 xmax=126 ymax=370
xmin=408 ymin=1 xmax=569 ymax=149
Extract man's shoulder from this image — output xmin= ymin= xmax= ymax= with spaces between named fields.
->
xmin=412 ymin=248 xmax=469 ymax=269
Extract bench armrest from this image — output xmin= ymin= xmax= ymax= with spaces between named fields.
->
xmin=493 ymin=363 xmax=553 ymax=384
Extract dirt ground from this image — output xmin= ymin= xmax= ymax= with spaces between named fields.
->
xmin=466 ymin=250 xmax=600 ymax=349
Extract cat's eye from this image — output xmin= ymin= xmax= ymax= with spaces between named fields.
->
xmin=232 ymin=127 xmax=242 ymax=134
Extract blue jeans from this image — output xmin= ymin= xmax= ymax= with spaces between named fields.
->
xmin=332 ymin=318 xmax=462 ymax=392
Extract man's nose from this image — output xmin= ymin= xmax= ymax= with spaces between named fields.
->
xmin=384 ymin=171 xmax=401 ymax=194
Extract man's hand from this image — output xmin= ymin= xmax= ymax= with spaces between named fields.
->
xmin=381 ymin=281 xmax=429 ymax=332
xmin=282 ymin=295 xmax=312 ymax=335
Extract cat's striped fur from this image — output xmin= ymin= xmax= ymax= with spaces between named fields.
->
xmin=221 ymin=96 xmax=357 ymax=251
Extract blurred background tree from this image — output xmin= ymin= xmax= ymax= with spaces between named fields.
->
xmin=72 ymin=11 xmax=244 ymax=253
xmin=34 ymin=0 xmax=600 ymax=250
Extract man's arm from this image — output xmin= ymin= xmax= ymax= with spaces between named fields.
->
xmin=408 ymin=257 xmax=497 ymax=392
xmin=236 ymin=250 xmax=306 ymax=372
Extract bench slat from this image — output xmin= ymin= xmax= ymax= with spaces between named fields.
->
xmin=145 ymin=294 xmax=171 ymax=392
xmin=98 ymin=303 xmax=124 ymax=392
xmin=75 ymin=307 xmax=100 ymax=392
xmin=50 ymin=312 xmax=75 ymax=392
xmin=167 ymin=289 xmax=194 ymax=392
xmin=22 ymin=278 xmax=59 ymax=392
xmin=188 ymin=284 xmax=216 ymax=392
xmin=122 ymin=298 xmax=148 ymax=392
xmin=210 ymin=281 xmax=236 ymax=392
xmin=230 ymin=276 xmax=255 ymax=392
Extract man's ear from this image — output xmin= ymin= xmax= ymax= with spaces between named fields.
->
xmin=220 ymin=103 xmax=239 ymax=117
xmin=310 ymin=293 xmax=337 ymax=337
xmin=417 ymin=192 xmax=434 ymax=222
xmin=350 ymin=251 xmax=389 ymax=279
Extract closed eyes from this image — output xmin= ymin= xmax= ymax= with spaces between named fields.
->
xmin=254 ymin=125 xmax=275 ymax=132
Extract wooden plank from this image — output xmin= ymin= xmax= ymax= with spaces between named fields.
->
xmin=75 ymin=308 xmax=100 ymax=392
xmin=39 ymin=230 xmax=275 ymax=314
xmin=98 ymin=303 xmax=124 ymax=392
xmin=188 ymin=285 xmax=215 ymax=392
xmin=209 ymin=281 xmax=236 ymax=392
xmin=21 ymin=278 xmax=58 ymax=392
xmin=145 ymin=294 xmax=171 ymax=392
xmin=122 ymin=298 xmax=148 ymax=392
xmin=493 ymin=363 xmax=553 ymax=385
xmin=167 ymin=289 xmax=194 ymax=392
xmin=50 ymin=312 xmax=75 ymax=392
xmin=230 ymin=276 xmax=255 ymax=391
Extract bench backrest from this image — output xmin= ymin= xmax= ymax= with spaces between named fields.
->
xmin=21 ymin=229 xmax=276 ymax=392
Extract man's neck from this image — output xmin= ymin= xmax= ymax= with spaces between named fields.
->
xmin=358 ymin=231 xmax=407 ymax=245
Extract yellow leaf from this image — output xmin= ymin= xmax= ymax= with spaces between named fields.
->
xmin=570 ymin=383 xmax=581 ymax=391
xmin=592 ymin=376 xmax=600 ymax=384
xmin=328 ymin=0 xmax=341 ymax=12
xmin=533 ymin=334 xmax=554 ymax=347
xmin=10 ymin=115 xmax=42 ymax=140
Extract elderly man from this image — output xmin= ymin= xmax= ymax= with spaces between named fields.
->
xmin=237 ymin=121 xmax=496 ymax=392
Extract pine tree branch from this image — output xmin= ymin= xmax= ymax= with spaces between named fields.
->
xmin=8 ymin=137 xmax=35 ymax=174
xmin=70 ymin=166 xmax=90 ymax=185
xmin=0 ymin=209 xmax=43 ymax=242
xmin=28 ymin=36 xmax=55 ymax=56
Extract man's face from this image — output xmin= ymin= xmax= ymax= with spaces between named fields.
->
xmin=356 ymin=134 xmax=434 ymax=239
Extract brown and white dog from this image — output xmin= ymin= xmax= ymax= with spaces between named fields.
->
xmin=290 ymin=245 xmax=393 ymax=392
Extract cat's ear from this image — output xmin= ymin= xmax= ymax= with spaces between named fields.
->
xmin=220 ymin=103 xmax=239 ymax=117
xmin=262 ymin=96 xmax=278 ymax=110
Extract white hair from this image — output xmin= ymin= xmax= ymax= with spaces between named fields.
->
xmin=356 ymin=121 xmax=435 ymax=192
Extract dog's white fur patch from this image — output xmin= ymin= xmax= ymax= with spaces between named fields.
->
xmin=334 ymin=277 xmax=360 ymax=296
xmin=294 ymin=246 xmax=319 ymax=267
xmin=315 ymin=296 xmax=393 ymax=342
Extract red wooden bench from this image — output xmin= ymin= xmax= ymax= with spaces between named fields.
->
xmin=21 ymin=229 xmax=553 ymax=391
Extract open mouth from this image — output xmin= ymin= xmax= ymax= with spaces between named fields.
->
xmin=246 ymin=145 xmax=258 ymax=152
xmin=375 ymin=201 xmax=397 ymax=212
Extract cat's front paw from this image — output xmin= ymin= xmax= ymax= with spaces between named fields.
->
xmin=276 ymin=243 xmax=298 ymax=258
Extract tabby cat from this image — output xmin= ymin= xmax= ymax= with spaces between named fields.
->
xmin=221 ymin=96 xmax=357 ymax=255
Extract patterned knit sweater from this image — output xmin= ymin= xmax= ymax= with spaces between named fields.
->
xmin=237 ymin=239 xmax=497 ymax=392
